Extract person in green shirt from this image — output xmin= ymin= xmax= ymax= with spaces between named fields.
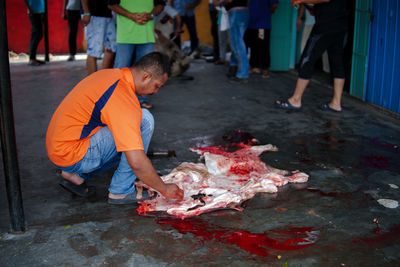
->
xmin=108 ymin=0 xmax=164 ymax=109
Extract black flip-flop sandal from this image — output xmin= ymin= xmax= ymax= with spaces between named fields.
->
xmin=108 ymin=187 xmax=158 ymax=205
xmin=59 ymin=179 xmax=96 ymax=197
xmin=318 ymin=103 xmax=342 ymax=113
xmin=275 ymin=100 xmax=302 ymax=110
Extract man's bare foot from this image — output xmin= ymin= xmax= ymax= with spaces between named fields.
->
xmin=249 ymin=68 xmax=261 ymax=74
xmin=61 ymin=171 xmax=84 ymax=185
xmin=328 ymin=102 xmax=342 ymax=111
xmin=140 ymin=102 xmax=153 ymax=109
xmin=108 ymin=193 xmax=127 ymax=199
xmin=59 ymin=171 xmax=95 ymax=197
xmin=275 ymin=98 xmax=301 ymax=109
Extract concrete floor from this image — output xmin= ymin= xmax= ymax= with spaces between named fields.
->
xmin=1 ymin=57 xmax=400 ymax=266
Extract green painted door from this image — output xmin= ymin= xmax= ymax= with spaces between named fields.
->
xmin=270 ymin=0 xmax=298 ymax=71
xmin=350 ymin=0 xmax=371 ymax=100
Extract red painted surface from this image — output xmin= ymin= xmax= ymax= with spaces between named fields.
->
xmin=157 ymin=218 xmax=319 ymax=256
xmin=6 ymin=0 xmax=84 ymax=54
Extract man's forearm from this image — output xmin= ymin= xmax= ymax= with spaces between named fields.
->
xmin=108 ymin=4 xmax=131 ymax=18
xmin=175 ymin=14 xmax=182 ymax=30
xmin=81 ymin=0 xmax=90 ymax=13
xmin=125 ymin=150 xmax=167 ymax=194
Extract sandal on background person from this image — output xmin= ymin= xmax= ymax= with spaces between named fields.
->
xmin=249 ymin=68 xmax=261 ymax=74
xmin=262 ymin=70 xmax=270 ymax=78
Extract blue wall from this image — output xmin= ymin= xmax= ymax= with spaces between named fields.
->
xmin=366 ymin=0 xmax=400 ymax=113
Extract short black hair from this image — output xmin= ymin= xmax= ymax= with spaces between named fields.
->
xmin=134 ymin=52 xmax=171 ymax=78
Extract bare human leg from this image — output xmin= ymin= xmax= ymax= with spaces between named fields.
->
xmin=328 ymin=78 xmax=345 ymax=111
xmin=101 ymin=50 xmax=116 ymax=70
xmin=86 ymin=55 xmax=97 ymax=75
xmin=276 ymin=78 xmax=310 ymax=108
xmin=61 ymin=171 xmax=84 ymax=185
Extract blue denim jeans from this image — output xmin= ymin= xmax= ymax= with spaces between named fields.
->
xmin=114 ymin=43 xmax=154 ymax=103
xmin=228 ymin=9 xmax=249 ymax=78
xmin=57 ymin=109 xmax=154 ymax=195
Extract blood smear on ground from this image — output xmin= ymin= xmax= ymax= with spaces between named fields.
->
xmin=157 ymin=218 xmax=319 ymax=256
xmin=137 ymin=144 xmax=309 ymax=219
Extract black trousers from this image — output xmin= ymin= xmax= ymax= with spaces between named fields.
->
xmin=298 ymin=27 xmax=346 ymax=79
xmin=28 ymin=13 xmax=44 ymax=60
xmin=245 ymin=28 xmax=271 ymax=70
xmin=174 ymin=15 xmax=199 ymax=53
xmin=67 ymin=10 xmax=81 ymax=56
xmin=209 ymin=4 xmax=219 ymax=60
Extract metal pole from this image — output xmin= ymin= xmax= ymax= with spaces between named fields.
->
xmin=0 ymin=0 xmax=26 ymax=233
xmin=43 ymin=0 xmax=49 ymax=61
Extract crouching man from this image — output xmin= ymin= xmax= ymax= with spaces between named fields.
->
xmin=46 ymin=52 xmax=184 ymax=204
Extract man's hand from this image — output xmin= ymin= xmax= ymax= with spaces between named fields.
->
xmin=62 ymin=9 xmax=68 ymax=20
xmin=81 ymin=14 xmax=91 ymax=26
xmin=161 ymin=183 xmax=184 ymax=200
xmin=125 ymin=150 xmax=184 ymax=201
xmin=128 ymin=12 xmax=152 ymax=24
xmin=153 ymin=4 xmax=164 ymax=16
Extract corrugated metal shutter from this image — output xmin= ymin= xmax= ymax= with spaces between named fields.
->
xmin=366 ymin=0 xmax=400 ymax=113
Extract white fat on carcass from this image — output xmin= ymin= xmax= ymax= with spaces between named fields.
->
xmin=138 ymin=144 xmax=309 ymax=219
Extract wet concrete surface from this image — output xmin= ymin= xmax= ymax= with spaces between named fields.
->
xmin=0 ymin=58 xmax=399 ymax=266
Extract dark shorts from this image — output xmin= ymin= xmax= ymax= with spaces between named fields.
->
xmin=298 ymin=27 xmax=347 ymax=79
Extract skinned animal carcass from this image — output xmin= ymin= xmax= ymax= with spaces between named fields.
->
xmin=137 ymin=144 xmax=309 ymax=219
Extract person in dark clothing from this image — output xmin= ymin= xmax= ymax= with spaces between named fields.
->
xmin=23 ymin=0 xmax=45 ymax=66
xmin=245 ymin=0 xmax=278 ymax=78
xmin=276 ymin=0 xmax=348 ymax=112
xmin=63 ymin=0 xmax=81 ymax=61
xmin=172 ymin=0 xmax=201 ymax=54
xmin=208 ymin=0 xmax=220 ymax=62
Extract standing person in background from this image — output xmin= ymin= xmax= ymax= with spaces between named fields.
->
xmin=276 ymin=0 xmax=348 ymax=113
xmin=154 ymin=1 xmax=182 ymax=40
xmin=172 ymin=0 xmax=201 ymax=54
xmin=245 ymin=0 xmax=278 ymax=78
xmin=81 ymin=0 xmax=116 ymax=74
xmin=213 ymin=2 xmax=230 ymax=65
xmin=23 ymin=0 xmax=45 ymax=66
xmin=216 ymin=0 xmax=250 ymax=84
xmin=108 ymin=0 xmax=162 ymax=109
xmin=63 ymin=0 xmax=81 ymax=61
xmin=296 ymin=3 xmax=329 ymax=72
xmin=208 ymin=0 xmax=220 ymax=63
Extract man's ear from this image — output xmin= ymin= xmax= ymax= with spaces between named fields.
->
xmin=142 ymin=71 xmax=152 ymax=83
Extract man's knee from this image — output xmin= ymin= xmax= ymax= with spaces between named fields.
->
xmin=141 ymin=108 xmax=154 ymax=135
